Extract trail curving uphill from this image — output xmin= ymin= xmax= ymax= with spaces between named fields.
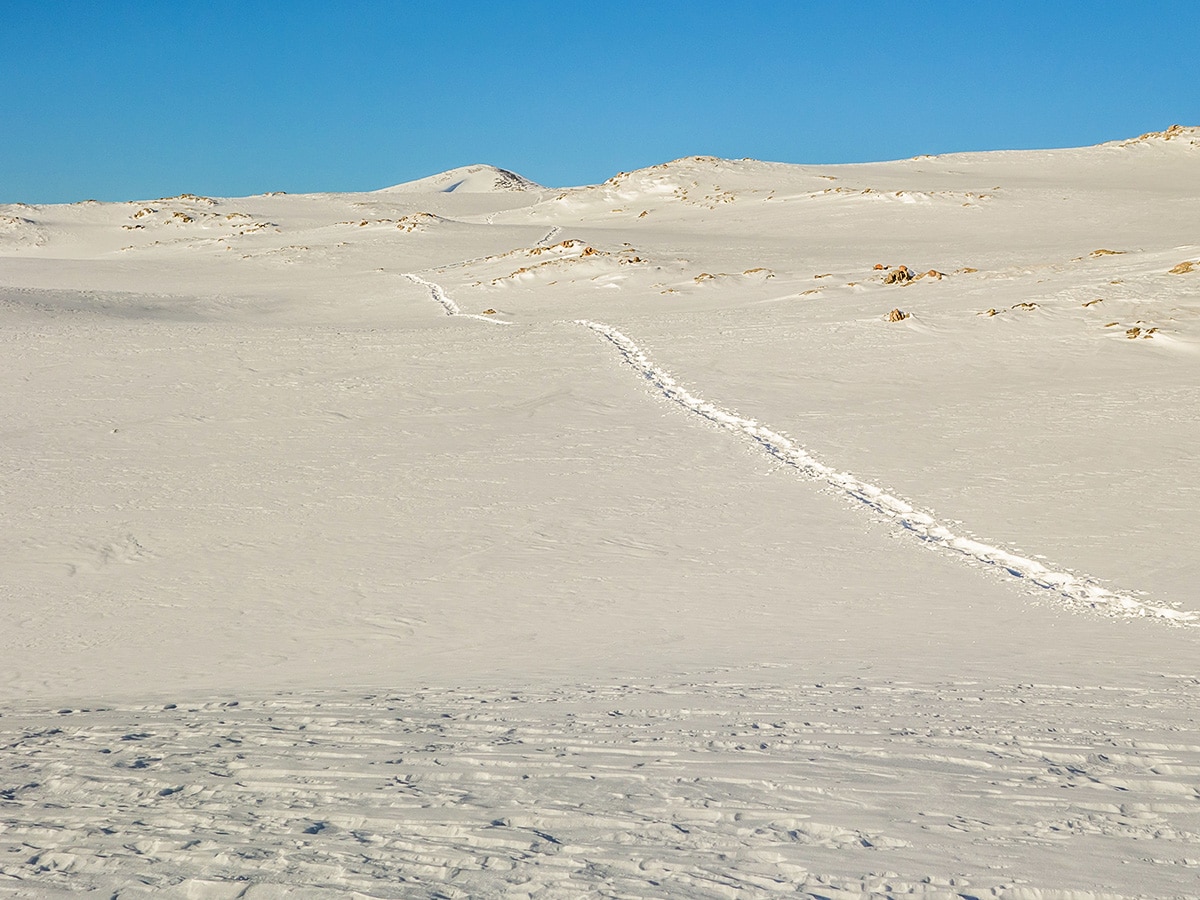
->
xmin=401 ymin=272 xmax=512 ymax=325
xmin=577 ymin=319 xmax=1195 ymax=624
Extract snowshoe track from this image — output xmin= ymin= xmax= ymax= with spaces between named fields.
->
xmin=401 ymin=273 xmax=511 ymax=325
xmin=578 ymin=319 xmax=1195 ymax=625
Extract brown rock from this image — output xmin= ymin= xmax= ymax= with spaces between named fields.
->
xmin=885 ymin=308 xmax=909 ymax=322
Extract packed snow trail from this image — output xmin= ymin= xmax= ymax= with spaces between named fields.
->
xmin=401 ymin=272 xmax=512 ymax=324
xmin=578 ymin=319 xmax=1195 ymax=624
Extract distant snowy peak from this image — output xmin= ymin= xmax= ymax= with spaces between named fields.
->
xmin=378 ymin=165 xmax=542 ymax=194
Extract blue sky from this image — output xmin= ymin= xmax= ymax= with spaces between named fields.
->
xmin=2 ymin=1 xmax=1195 ymax=202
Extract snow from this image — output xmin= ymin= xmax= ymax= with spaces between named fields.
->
xmin=376 ymin=164 xmax=544 ymax=195
xmin=2 ymin=128 xmax=1199 ymax=898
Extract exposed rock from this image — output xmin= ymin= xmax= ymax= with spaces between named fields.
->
xmin=395 ymin=212 xmax=442 ymax=233
xmin=1169 ymin=260 xmax=1195 ymax=274
xmin=883 ymin=265 xmax=912 ymax=284
xmin=1089 ymin=248 xmax=1124 ymax=257
xmin=1124 ymin=124 xmax=1194 ymax=144
xmin=885 ymin=308 xmax=909 ymax=322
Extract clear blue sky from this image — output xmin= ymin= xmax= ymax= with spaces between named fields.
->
xmin=2 ymin=1 xmax=1195 ymax=203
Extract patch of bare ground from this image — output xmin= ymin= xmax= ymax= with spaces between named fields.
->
xmin=1120 ymin=123 xmax=1198 ymax=145
xmin=528 ymin=239 xmax=589 ymax=256
xmin=885 ymin=308 xmax=909 ymax=322
xmin=1103 ymin=321 xmax=1161 ymax=339
xmin=875 ymin=264 xmax=946 ymax=284
xmin=1168 ymin=260 xmax=1196 ymax=274
xmin=693 ymin=268 xmax=776 ymax=284
xmin=151 ymin=193 xmax=218 ymax=206
xmin=395 ymin=212 xmax=443 ymax=233
xmin=979 ymin=301 xmax=1039 ymax=317
xmin=126 ymin=205 xmax=277 ymax=235
xmin=487 ymin=245 xmax=646 ymax=286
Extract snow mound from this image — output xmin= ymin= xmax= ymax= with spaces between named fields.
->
xmin=0 ymin=213 xmax=48 ymax=248
xmin=1113 ymin=123 xmax=1199 ymax=146
xmin=378 ymin=164 xmax=542 ymax=194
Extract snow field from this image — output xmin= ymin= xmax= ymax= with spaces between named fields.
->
xmin=2 ymin=138 xmax=1199 ymax=897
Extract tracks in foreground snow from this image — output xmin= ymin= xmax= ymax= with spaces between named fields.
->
xmin=577 ymin=319 xmax=1195 ymax=625
xmin=3 ymin=679 xmax=1199 ymax=899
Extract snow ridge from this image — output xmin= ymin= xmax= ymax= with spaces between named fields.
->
xmin=401 ymin=272 xmax=511 ymax=325
xmin=578 ymin=319 xmax=1195 ymax=624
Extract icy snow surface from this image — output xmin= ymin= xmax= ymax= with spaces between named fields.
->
xmin=2 ymin=131 xmax=1200 ymax=898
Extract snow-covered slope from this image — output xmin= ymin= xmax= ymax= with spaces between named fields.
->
xmin=377 ymin=163 xmax=543 ymax=194
xmin=2 ymin=133 xmax=1199 ymax=898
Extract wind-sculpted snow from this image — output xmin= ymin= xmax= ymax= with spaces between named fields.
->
xmin=578 ymin=319 xmax=1196 ymax=624
xmin=4 ymin=679 xmax=1200 ymax=899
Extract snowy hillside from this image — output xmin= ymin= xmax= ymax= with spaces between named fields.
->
xmin=377 ymin=164 xmax=544 ymax=194
xmin=2 ymin=129 xmax=1199 ymax=899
